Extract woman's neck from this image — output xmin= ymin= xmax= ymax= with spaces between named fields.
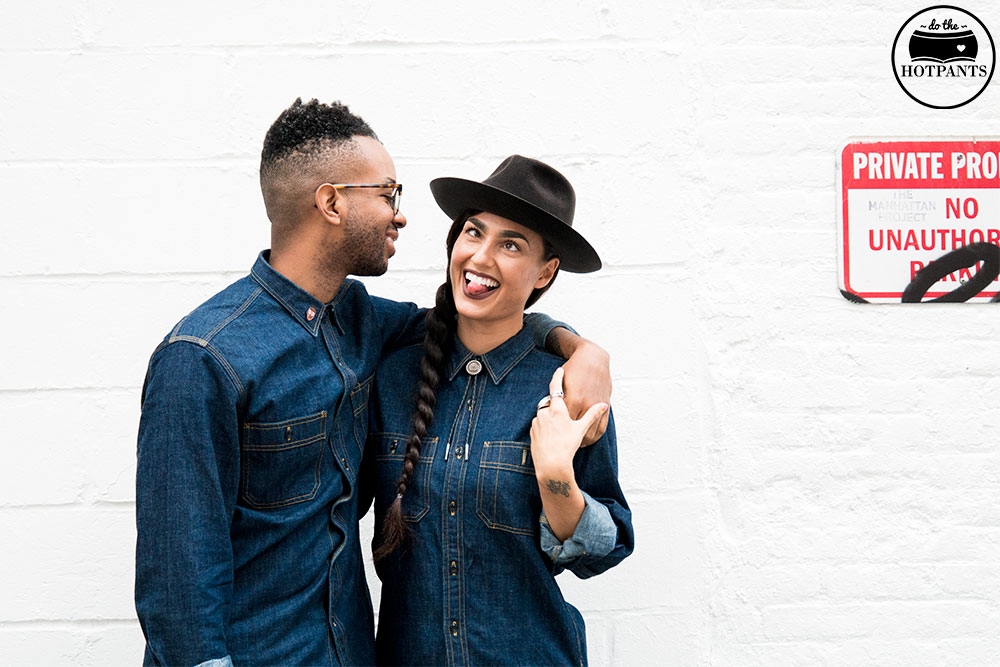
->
xmin=455 ymin=315 xmax=523 ymax=355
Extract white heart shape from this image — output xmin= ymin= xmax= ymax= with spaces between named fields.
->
xmin=957 ymin=44 xmax=966 ymax=52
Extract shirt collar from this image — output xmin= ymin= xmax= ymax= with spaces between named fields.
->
xmin=446 ymin=326 xmax=537 ymax=385
xmin=249 ymin=250 xmax=329 ymax=337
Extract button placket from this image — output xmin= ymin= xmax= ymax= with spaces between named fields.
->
xmin=445 ymin=365 xmax=478 ymax=461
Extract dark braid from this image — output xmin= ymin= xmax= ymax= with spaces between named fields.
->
xmin=374 ymin=224 xmax=462 ymax=561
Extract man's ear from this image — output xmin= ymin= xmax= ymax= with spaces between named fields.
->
xmin=314 ymin=183 xmax=346 ymax=226
xmin=534 ymin=257 xmax=560 ymax=289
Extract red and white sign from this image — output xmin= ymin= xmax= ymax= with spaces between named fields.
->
xmin=839 ymin=139 xmax=1000 ymax=303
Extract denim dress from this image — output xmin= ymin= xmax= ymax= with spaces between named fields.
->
xmin=365 ymin=326 xmax=634 ymax=666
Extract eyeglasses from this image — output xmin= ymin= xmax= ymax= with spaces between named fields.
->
xmin=330 ymin=183 xmax=403 ymax=215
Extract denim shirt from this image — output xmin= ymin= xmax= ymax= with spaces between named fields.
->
xmin=135 ymin=252 xmax=424 ymax=667
xmin=365 ymin=326 xmax=634 ymax=667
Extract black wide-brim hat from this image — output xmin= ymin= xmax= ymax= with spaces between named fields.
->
xmin=429 ymin=155 xmax=602 ymax=273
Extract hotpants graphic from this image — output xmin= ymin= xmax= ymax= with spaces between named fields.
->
xmin=892 ymin=6 xmax=995 ymax=108
xmin=909 ymin=28 xmax=978 ymax=63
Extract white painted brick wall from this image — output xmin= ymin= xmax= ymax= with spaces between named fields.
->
xmin=4 ymin=1 xmax=1000 ymax=664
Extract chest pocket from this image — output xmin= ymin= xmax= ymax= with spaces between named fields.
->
xmin=240 ymin=411 xmax=326 ymax=509
xmin=476 ymin=441 xmax=540 ymax=536
xmin=374 ymin=433 xmax=437 ymax=522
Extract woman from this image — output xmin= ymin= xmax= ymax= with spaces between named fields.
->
xmin=365 ymin=155 xmax=633 ymax=666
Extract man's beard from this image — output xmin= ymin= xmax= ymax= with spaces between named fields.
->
xmin=343 ymin=216 xmax=390 ymax=277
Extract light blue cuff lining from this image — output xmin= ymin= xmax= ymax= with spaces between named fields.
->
xmin=195 ymin=656 xmax=233 ymax=667
xmin=539 ymin=491 xmax=616 ymax=564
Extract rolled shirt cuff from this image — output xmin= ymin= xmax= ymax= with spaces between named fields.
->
xmin=539 ymin=491 xmax=616 ymax=564
xmin=195 ymin=657 xmax=233 ymax=667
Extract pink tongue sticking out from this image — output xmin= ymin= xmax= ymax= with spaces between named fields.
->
xmin=467 ymin=281 xmax=490 ymax=296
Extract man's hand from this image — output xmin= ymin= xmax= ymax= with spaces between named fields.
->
xmin=546 ymin=328 xmax=612 ymax=446
xmin=531 ymin=367 xmax=609 ymax=469
xmin=529 ymin=367 xmax=607 ymax=540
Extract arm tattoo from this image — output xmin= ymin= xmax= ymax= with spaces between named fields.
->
xmin=545 ymin=479 xmax=571 ymax=497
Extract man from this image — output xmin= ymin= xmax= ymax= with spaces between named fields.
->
xmin=135 ymin=98 xmax=610 ymax=666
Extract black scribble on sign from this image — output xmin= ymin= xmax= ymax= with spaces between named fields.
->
xmin=902 ymin=241 xmax=1000 ymax=302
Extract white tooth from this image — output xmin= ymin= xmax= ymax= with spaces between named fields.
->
xmin=465 ymin=272 xmax=498 ymax=288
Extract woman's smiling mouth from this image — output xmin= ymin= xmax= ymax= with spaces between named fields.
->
xmin=464 ymin=270 xmax=500 ymax=298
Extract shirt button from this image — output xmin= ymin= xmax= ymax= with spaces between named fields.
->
xmin=448 ymin=500 xmax=457 ymax=516
xmin=454 ymin=446 xmax=464 ymax=460
xmin=465 ymin=359 xmax=482 ymax=375
xmin=450 ymin=620 xmax=459 ymax=636
xmin=450 ymin=560 xmax=458 ymax=576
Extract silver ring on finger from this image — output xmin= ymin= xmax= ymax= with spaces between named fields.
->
xmin=551 ymin=390 xmax=565 ymax=399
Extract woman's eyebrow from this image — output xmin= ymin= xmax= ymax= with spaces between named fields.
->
xmin=498 ymin=229 xmax=530 ymax=243
xmin=466 ymin=216 xmax=532 ymax=245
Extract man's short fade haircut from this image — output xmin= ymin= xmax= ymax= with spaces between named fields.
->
xmin=259 ymin=98 xmax=380 ymax=225
xmin=260 ymin=98 xmax=378 ymax=169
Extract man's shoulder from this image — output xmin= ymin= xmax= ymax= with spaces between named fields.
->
xmin=144 ymin=274 xmax=274 ymax=394
xmin=335 ymin=278 xmax=411 ymax=313
xmin=161 ymin=274 xmax=265 ymax=346
xmin=375 ymin=340 xmax=424 ymax=379
xmin=333 ymin=279 xmax=425 ymax=337
xmin=332 ymin=278 xmax=373 ymax=310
